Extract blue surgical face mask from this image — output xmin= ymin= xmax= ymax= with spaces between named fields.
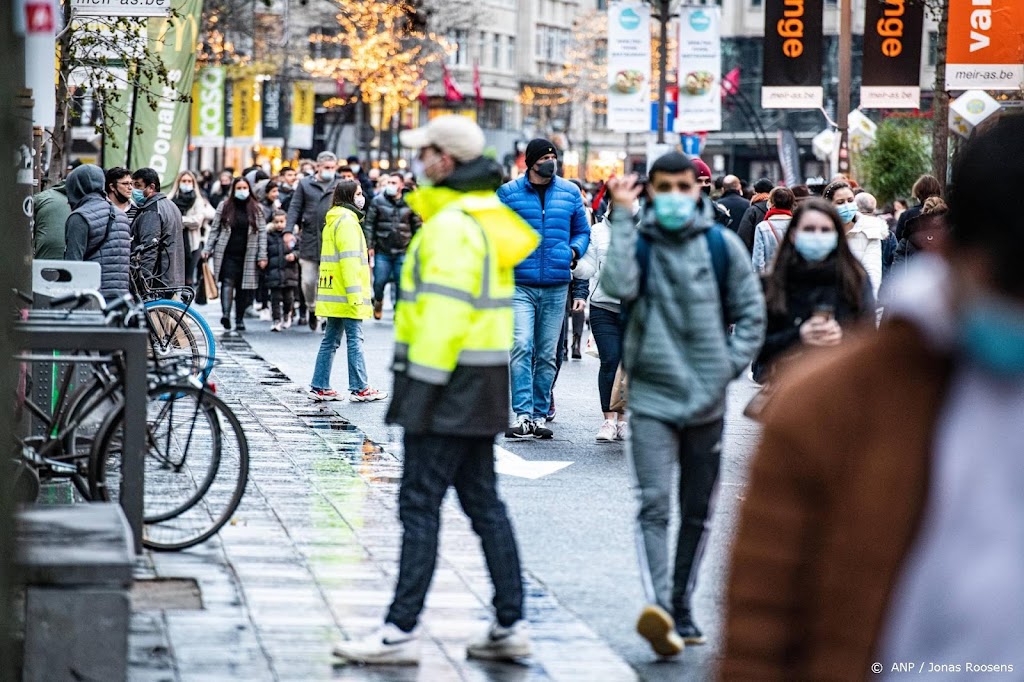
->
xmin=234 ymin=189 xmax=250 ymax=201
xmin=653 ymin=193 xmax=697 ymax=231
xmin=131 ymin=188 xmax=146 ymax=205
xmin=960 ymin=294 xmax=1024 ymax=374
xmin=794 ymin=231 xmax=838 ymax=262
xmin=836 ymin=202 xmax=858 ymax=224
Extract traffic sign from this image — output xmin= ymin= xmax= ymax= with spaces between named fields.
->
xmin=72 ymin=0 xmax=171 ymax=17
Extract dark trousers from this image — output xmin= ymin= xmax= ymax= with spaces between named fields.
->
xmin=588 ymin=307 xmax=622 ymax=412
xmin=269 ymin=286 xmax=295 ymax=322
xmin=386 ymin=434 xmax=524 ymax=632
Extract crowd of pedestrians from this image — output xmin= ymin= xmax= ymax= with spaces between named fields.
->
xmin=30 ymin=112 xmax=1021 ymax=676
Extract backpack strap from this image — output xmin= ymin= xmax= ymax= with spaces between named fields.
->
xmin=704 ymin=224 xmax=731 ymax=328
xmin=84 ymin=205 xmax=115 ymax=261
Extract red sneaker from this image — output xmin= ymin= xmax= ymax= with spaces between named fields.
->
xmin=350 ymin=387 xmax=388 ymax=402
xmin=308 ymin=388 xmax=341 ymax=402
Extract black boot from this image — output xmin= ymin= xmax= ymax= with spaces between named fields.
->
xmin=220 ymin=284 xmax=233 ymax=331
xmin=674 ymin=610 xmax=706 ymax=645
xmin=571 ymin=333 xmax=582 ymax=359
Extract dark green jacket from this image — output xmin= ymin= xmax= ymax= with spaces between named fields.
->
xmin=33 ymin=184 xmax=71 ymax=259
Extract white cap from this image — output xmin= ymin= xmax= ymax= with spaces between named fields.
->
xmin=399 ymin=115 xmax=485 ymax=163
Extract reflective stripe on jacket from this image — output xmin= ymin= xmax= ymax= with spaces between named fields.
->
xmin=315 ymin=205 xmax=372 ymax=319
xmin=394 ymin=191 xmax=539 ymax=386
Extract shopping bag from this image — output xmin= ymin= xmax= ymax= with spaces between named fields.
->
xmin=584 ymin=334 xmax=600 ymax=358
xmin=609 ymin=364 xmax=628 ymax=413
xmin=202 ymin=261 xmax=219 ymax=301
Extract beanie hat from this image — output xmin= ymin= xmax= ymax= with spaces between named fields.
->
xmin=754 ymin=177 xmax=775 ymax=194
xmin=525 ymin=138 xmax=557 ymax=170
xmin=691 ymin=157 xmax=712 ymax=179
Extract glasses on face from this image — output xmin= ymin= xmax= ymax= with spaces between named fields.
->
xmin=116 ymin=181 xmax=132 ymax=188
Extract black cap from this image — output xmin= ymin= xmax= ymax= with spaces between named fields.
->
xmin=754 ymin=178 xmax=775 ymax=194
xmin=346 ymin=155 xmax=360 ymax=164
xmin=525 ymin=138 xmax=556 ymax=170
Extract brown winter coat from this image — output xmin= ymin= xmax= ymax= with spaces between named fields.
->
xmin=204 ymin=202 xmax=268 ymax=291
xmin=722 ymin=320 xmax=954 ymax=681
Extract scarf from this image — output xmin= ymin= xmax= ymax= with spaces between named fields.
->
xmin=764 ymin=208 xmax=792 ymax=221
xmin=752 ymin=192 xmax=771 ymax=205
xmin=172 ymin=191 xmax=197 ymax=215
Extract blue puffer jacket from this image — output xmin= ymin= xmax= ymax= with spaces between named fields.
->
xmin=497 ymin=175 xmax=590 ymax=287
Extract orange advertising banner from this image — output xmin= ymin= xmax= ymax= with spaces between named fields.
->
xmin=946 ymin=0 xmax=1024 ymax=90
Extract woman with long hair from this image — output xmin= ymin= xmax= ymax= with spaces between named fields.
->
xmin=824 ymin=180 xmax=886 ymax=299
xmin=202 ymin=176 xmax=268 ymax=331
xmin=754 ymin=198 xmax=875 ymax=383
xmin=309 ymin=180 xmax=386 ymax=402
xmin=169 ymin=170 xmax=215 ymax=293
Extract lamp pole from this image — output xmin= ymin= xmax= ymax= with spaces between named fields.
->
xmin=654 ymin=0 xmax=671 ymax=144
xmin=836 ymin=0 xmax=853 ymax=175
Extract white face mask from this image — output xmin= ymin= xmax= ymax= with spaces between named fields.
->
xmin=179 ymin=183 xmax=194 ymax=194
xmin=354 ymin=194 xmax=365 ymax=209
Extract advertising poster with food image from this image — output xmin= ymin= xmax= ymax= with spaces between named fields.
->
xmin=607 ymin=1 xmax=651 ymax=132
xmin=676 ymin=6 xmax=722 ymax=132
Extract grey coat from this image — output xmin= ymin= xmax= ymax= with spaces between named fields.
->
xmin=204 ymin=202 xmax=268 ymax=290
xmin=131 ymin=192 xmax=185 ymax=287
xmin=285 ymin=174 xmax=338 ymax=261
xmin=601 ymin=202 xmax=766 ymax=426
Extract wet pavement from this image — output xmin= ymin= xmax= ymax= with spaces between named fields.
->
xmin=128 ymin=332 xmax=638 ymax=681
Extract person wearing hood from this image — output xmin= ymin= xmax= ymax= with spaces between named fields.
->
xmin=333 ymin=116 xmax=538 ymax=667
xmin=497 ymin=137 xmax=591 ymax=440
xmin=601 ymin=152 xmax=766 ymax=657
xmin=33 ymin=181 xmax=71 ymax=260
xmin=63 ymin=163 xmax=132 ymax=300
xmin=130 ymin=167 xmax=185 ymax=288
xmin=169 ymin=170 xmax=216 ymax=292
xmin=723 ymin=115 xmax=1024 ymax=682
xmin=287 ymin=151 xmax=341 ymax=331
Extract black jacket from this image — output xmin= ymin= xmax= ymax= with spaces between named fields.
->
xmin=285 ymin=175 xmax=338 ymax=261
xmin=737 ymin=200 xmax=769 ymax=253
xmin=716 ymin=190 xmax=751 ymax=234
xmin=756 ymin=257 xmax=875 ymax=380
xmin=265 ymin=230 xmax=299 ymax=289
xmin=364 ymin=192 xmax=422 ymax=255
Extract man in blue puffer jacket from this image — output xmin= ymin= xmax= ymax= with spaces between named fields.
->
xmin=497 ymin=139 xmax=590 ymax=439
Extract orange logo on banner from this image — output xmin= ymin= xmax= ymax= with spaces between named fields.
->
xmin=948 ymin=0 xmax=1024 ymax=65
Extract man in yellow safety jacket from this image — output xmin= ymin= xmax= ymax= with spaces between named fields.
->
xmin=332 ymin=116 xmax=540 ymax=666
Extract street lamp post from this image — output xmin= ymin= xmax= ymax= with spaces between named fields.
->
xmin=654 ymin=0 xmax=671 ymax=144
xmin=836 ymin=0 xmax=853 ymax=175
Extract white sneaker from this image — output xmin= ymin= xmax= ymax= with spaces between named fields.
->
xmin=466 ymin=620 xmax=531 ymax=661
xmin=596 ymin=420 xmax=617 ymax=443
xmin=259 ymin=308 xmax=272 ymax=321
xmin=270 ymin=321 xmax=282 ymax=332
xmin=616 ymin=421 xmax=629 ymax=441
xmin=532 ymin=418 xmax=553 ymax=439
xmin=332 ymin=623 xmax=420 ymax=665
xmin=282 ymin=315 xmax=292 ymax=330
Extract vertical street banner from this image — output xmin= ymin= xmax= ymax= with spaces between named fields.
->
xmin=762 ymin=0 xmax=824 ymax=109
xmin=190 ymin=66 xmax=225 ymax=147
xmin=288 ymin=81 xmax=315 ymax=150
xmin=946 ymin=0 xmax=1024 ymax=90
xmin=860 ymin=0 xmax=925 ymax=109
xmin=261 ymin=79 xmax=285 ymax=145
xmin=607 ymin=1 xmax=651 ymax=133
xmin=675 ymin=7 xmax=722 ymax=132
xmin=230 ymin=76 xmax=259 ymax=146
xmin=128 ymin=0 xmax=203 ymax=186
xmin=776 ymin=128 xmax=801 ymax=186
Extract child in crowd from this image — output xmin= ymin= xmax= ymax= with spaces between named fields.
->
xmin=265 ymin=209 xmax=299 ymax=332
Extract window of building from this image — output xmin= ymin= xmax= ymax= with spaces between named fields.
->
xmin=474 ymin=31 xmax=484 ymax=65
xmin=492 ymin=33 xmax=501 ymax=69
xmin=508 ymin=36 xmax=516 ymax=70
xmin=596 ymin=0 xmax=607 ymax=9
xmin=535 ymin=26 xmax=545 ymax=58
xmin=751 ymin=0 xmax=762 ymax=6
xmin=927 ymin=31 xmax=938 ymax=66
xmin=447 ymin=29 xmax=469 ymax=67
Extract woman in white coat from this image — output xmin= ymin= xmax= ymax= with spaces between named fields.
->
xmin=169 ymin=170 xmax=216 ymax=293
xmin=824 ymin=181 xmax=885 ymax=301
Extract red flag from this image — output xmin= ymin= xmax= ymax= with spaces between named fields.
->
xmin=721 ymin=67 xmax=741 ymax=102
xmin=443 ymin=64 xmax=464 ymax=102
xmin=473 ymin=63 xmax=483 ymax=108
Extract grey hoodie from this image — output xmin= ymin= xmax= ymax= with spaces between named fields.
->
xmin=601 ymin=200 xmax=766 ymax=426
xmin=63 ymin=164 xmax=132 ymax=298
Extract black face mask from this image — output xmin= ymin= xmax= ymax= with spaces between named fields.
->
xmin=111 ymin=187 xmax=130 ymax=204
xmin=534 ymin=160 xmax=556 ymax=179
xmin=701 ymin=185 xmax=711 ymax=197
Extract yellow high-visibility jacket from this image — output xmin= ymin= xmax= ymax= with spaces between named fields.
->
xmin=386 ymin=172 xmax=539 ymax=436
xmin=315 ymin=205 xmax=372 ymax=320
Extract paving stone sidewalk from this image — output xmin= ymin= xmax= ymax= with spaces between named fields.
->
xmin=129 ymin=333 xmax=637 ymax=681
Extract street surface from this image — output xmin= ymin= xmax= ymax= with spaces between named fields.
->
xmin=235 ymin=302 xmax=763 ymax=680
xmin=130 ymin=302 xmax=762 ymax=681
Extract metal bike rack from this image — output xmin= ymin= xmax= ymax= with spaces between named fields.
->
xmin=15 ymin=319 xmax=149 ymax=554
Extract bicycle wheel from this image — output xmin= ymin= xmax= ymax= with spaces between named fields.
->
xmin=144 ymin=300 xmax=216 ymax=377
xmin=90 ymin=383 xmax=249 ymax=551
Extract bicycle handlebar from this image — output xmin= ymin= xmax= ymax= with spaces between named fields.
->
xmin=49 ymin=290 xmax=106 ymax=311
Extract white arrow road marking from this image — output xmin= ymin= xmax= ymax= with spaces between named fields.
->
xmin=494 ymin=445 xmax=573 ymax=480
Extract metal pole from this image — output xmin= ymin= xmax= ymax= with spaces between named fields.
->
xmin=836 ymin=0 xmax=852 ymax=175
xmin=656 ymin=0 xmax=669 ymax=144
xmin=124 ymin=75 xmax=141 ymax=169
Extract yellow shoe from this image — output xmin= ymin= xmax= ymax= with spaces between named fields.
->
xmin=636 ymin=605 xmax=684 ymax=657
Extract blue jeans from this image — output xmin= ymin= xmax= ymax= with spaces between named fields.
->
xmin=311 ymin=317 xmax=368 ymax=392
xmin=510 ymin=284 xmax=567 ymax=420
xmin=373 ymin=253 xmax=405 ymax=306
